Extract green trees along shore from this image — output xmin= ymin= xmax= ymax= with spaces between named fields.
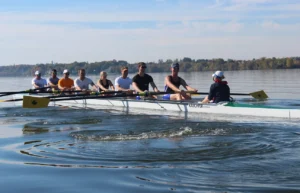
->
xmin=1 ymin=57 xmax=299 ymax=76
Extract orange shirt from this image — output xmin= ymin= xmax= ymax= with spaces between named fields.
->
xmin=58 ymin=78 xmax=74 ymax=88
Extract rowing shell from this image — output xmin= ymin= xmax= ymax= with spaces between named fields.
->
xmin=55 ymin=98 xmax=300 ymax=119
xmin=11 ymin=94 xmax=300 ymax=119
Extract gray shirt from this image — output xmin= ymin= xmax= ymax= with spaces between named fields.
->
xmin=47 ymin=77 xmax=59 ymax=85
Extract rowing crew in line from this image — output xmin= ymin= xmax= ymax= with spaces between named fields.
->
xmin=31 ymin=63 xmax=230 ymax=103
xmin=114 ymin=62 xmax=199 ymax=100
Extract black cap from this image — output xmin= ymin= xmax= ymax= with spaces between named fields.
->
xmin=171 ymin=63 xmax=179 ymax=68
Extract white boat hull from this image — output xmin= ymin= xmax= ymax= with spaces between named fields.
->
xmin=54 ymin=98 xmax=300 ymax=119
xmin=12 ymin=94 xmax=300 ymax=119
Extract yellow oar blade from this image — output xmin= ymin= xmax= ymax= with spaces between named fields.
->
xmin=23 ymin=96 xmax=50 ymax=108
xmin=249 ymin=90 xmax=268 ymax=99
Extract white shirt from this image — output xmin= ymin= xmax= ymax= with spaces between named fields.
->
xmin=31 ymin=78 xmax=47 ymax=88
xmin=74 ymin=77 xmax=94 ymax=90
xmin=114 ymin=76 xmax=132 ymax=90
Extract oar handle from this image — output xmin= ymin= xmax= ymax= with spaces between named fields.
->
xmin=230 ymin=93 xmax=250 ymax=96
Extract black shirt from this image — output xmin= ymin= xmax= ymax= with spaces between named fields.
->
xmin=99 ymin=79 xmax=112 ymax=90
xmin=132 ymin=74 xmax=153 ymax=91
xmin=208 ymin=82 xmax=230 ymax=103
xmin=164 ymin=76 xmax=182 ymax=93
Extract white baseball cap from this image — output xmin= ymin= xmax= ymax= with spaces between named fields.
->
xmin=35 ymin=71 xmax=41 ymax=75
xmin=212 ymin=71 xmax=225 ymax=78
xmin=63 ymin=69 xmax=69 ymax=74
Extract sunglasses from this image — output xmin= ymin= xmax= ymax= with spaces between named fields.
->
xmin=141 ymin=66 xmax=147 ymax=69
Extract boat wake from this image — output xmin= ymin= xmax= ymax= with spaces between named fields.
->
xmin=68 ymin=122 xmax=259 ymax=141
xmin=69 ymin=127 xmax=194 ymax=141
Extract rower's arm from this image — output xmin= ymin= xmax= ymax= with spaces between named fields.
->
xmin=32 ymin=79 xmax=42 ymax=89
xmin=202 ymin=85 xmax=215 ymax=103
xmin=150 ymin=82 xmax=159 ymax=92
xmin=90 ymin=82 xmax=98 ymax=91
xmin=132 ymin=82 xmax=143 ymax=93
xmin=58 ymin=80 xmax=64 ymax=90
xmin=115 ymin=78 xmax=131 ymax=92
xmin=109 ymin=80 xmax=115 ymax=91
xmin=58 ymin=85 xmax=65 ymax=90
xmin=32 ymin=83 xmax=40 ymax=89
xmin=116 ymin=84 xmax=130 ymax=92
xmin=202 ymin=96 xmax=210 ymax=103
xmin=58 ymin=80 xmax=67 ymax=90
xmin=97 ymin=80 xmax=108 ymax=91
xmin=74 ymin=86 xmax=82 ymax=91
xmin=74 ymin=82 xmax=82 ymax=91
xmin=165 ymin=76 xmax=181 ymax=92
xmin=180 ymin=79 xmax=198 ymax=92
xmin=48 ymin=81 xmax=57 ymax=88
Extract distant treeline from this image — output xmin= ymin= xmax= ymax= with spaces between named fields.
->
xmin=1 ymin=57 xmax=300 ymax=76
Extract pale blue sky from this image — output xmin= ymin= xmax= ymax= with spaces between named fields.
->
xmin=0 ymin=0 xmax=300 ymax=65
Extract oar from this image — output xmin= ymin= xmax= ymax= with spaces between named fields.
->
xmin=0 ymin=89 xmax=141 ymax=97
xmin=0 ymin=87 xmax=52 ymax=97
xmin=22 ymin=92 xmax=166 ymax=108
xmin=21 ymin=91 xmax=175 ymax=108
xmin=192 ymin=90 xmax=268 ymax=100
xmin=49 ymin=91 xmax=170 ymax=102
xmin=0 ymin=91 xmax=127 ymax=102
xmin=1 ymin=89 xmax=267 ymax=104
xmin=21 ymin=90 xmax=268 ymax=108
xmin=0 ymin=89 xmax=125 ymax=96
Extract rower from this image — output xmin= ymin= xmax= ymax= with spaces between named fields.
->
xmin=58 ymin=69 xmax=74 ymax=92
xmin=132 ymin=62 xmax=159 ymax=98
xmin=202 ymin=71 xmax=230 ymax=103
xmin=114 ymin=66 xmax=133 ymax=95
xmin=74 ymin=69 xmax=98 ymax=92
xmin=163 ymin=63 xmax=198 ymax=100
xmin=97 ymin=71 xmax=115 ymax=92
xmin=32 ymin=71 xmax=47 ymax=90
xmin=47 ymin=69 xmax=59 ymax=90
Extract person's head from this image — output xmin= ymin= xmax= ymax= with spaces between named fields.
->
xmin=78 ymin=69 xmax=85 ymax=79
xmin=212 ymin=71 xmax=225 ymax=81
xmin=120 ymin=66 xmax=128 ymax=78
xmin=138 ymin=62 xmax=147 ymax=73
xmin=35 ymin=71 xmax=41 ymax=79
xmin=100 ymin=71 xmax=107 ymax=80
xmin=171 ymin=63 xmax=179 ymax=75
xmin=63 ymin=69 xmax=70 ymax=78
xmin=51 ymin=69 xmax=57 ymax=77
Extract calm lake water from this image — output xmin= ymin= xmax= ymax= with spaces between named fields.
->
xmin=0 ymin=69 xmax=300 ymax=193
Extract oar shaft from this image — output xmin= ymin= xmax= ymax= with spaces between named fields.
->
xmin=48 ymin=91 xmax=254 ymax=101
xmin=1 ymin=90 xmax=265 ymax=103
xmin=0 ymin=87 xmax=52 ymax=95
xmin=229 ymin=93 xmax=250 ymax=96
xmin=187 ymin=91 xmax=250 ymax=96
xmin=50 ymin=91 xmax=175 ymax=102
